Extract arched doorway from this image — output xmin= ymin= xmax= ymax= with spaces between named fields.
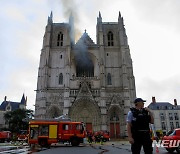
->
xmin=69 ymin=98 xmax=101 ymax=132
xmin=108 ymin=106 xmax=123 ymax=138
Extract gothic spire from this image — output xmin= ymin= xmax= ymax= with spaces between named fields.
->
xmin=118 ymin=11 xmax=121 ymax=20
xmin=122 ymin=17 xmax=124 ymax=25
xmin=69 ymin=12 xmax=74 ymax=24
xmin=99 ymin=11 xmax=102 ymax=19
xmin=20 ymin=93 xmax=26 ymax=104
xmin=97 ymin=11 xmax=102 ymax=23
xmin=48 ymin=11 xmax=53 ymax=24
xmin=50 ymin=11 xmax=53 ymax=18
xmin=118 ymin=13 xmax=124 ymax=28
xmin=69 ymin=12 xmax=75 ymax=45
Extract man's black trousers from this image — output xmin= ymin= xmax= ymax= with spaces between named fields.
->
xmin=131 ymin=131 xmax=153 ymax=154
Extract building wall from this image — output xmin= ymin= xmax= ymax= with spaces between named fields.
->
xmin=153 ymin=109 xmax=180 ymax=133
xmin=0 ymin=111 xmax=6 ymax=128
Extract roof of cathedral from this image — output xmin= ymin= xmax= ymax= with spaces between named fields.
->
xmin=0 ymin=94 xmax=26 ymax=111
xmin=75 ymin=30 xmax=95 ymax=46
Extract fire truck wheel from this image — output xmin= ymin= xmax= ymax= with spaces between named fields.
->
xmin=39 ymin=139 xmax=48 ymax=147
xmin=71 ymin=137 xmax=80 ymax=146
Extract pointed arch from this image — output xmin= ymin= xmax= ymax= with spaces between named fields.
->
xmin=69 ymin=98 xmax=101 ymax=132
xmin=57 ymin=32 xmax=63 ymax=46
xmin=107 ymin=31 xmax=114 ymax=46
xmin=109 ymin=106 xmax=120 ymax=121
xmin=59 ymin=73 xmax=63 ymax=85
xmin=108 ymin=105 xmax=124 ymax=138
xmin=107 ymin=73 xmax=112 ymax=85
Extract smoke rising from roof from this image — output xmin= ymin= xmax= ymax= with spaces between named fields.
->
xmin=60 ymin=0 xmax=81 ymax=42
xmin=74 ymin=32 xmax=94 ymax=77
xmin=51 ymin=0 xmax=94 ymax=76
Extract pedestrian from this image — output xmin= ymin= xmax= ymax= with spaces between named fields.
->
xmin=127 ymin=98 xmax=155 ymax=154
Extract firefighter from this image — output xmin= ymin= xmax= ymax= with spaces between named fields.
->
xmin=87 ymin=131 xmax=93 ymax=143
xmin=127 ymin=98 xmax=154 ymax=154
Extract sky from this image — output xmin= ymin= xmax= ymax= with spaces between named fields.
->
xmin=0 ymin=0 xmax=180 ymax=110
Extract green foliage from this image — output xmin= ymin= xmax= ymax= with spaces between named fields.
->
xmin=4 ymin=109 xmax=34 ymax=133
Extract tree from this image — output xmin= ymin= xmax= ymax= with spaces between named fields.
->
xmin=4 ymin=109 xmax=34 ymax=133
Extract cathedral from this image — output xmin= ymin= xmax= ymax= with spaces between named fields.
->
xmin=35 ymin=11 xmax=136 ymax=138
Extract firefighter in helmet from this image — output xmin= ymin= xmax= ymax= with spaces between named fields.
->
xmin=127 ymin=98 xmax=154 ymax=154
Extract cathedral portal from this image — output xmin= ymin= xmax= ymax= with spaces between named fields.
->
xmin=69 ymin=98 xmax=101 ymax=132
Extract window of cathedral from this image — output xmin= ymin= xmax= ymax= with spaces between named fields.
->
xmin=107 ymin=31 xmax=114 ymax=46
xmin=57 ymin=32 xmax=63 ymax=46
xmin=107 ymin=73 xmax=112 ymax=85
xmin=76 ymin=63 xmax=94 ymax=77
xmin=59 ymin=73 xmax=63 ymax=85
xmin=110 ymin=112 xmax=119 ymax=121
xmin=60 ymin=55 xmax=62 ymax=59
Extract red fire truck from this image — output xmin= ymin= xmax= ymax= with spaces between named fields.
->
xmin=28 ymin=119 xmax=85 ymax=147
xmin=17 ymin=130 xmax=28 ymax=141
xmin=0 ymin=131 xmax=11 ymax=142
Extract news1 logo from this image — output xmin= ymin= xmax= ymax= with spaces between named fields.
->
xmin=152 ymin=140 xmax=180 ymax=148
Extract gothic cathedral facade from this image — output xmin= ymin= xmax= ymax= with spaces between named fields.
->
xmin=35 ymin=12 xmax=136 ymax=138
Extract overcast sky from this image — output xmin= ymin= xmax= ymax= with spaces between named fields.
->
xmin=0 ymin=0 xmax=180 ymax=110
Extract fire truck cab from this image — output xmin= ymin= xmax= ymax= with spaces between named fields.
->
xmin=28 ymin=119 xmax=85 ymax=147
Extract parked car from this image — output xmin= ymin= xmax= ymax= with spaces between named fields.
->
xmin=162 ymin=128 xmax=180 ymax=153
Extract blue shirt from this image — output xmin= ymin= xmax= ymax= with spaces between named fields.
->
xmin=126 ymin=111 xmax=133 ymax=123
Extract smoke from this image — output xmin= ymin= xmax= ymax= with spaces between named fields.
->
xmin=61 ymin=0 xmax=78 ymax=20
xmin=60 ymin=0 xmax=81 ymax=42
xmin=74 ymin=33 xmax=94 ymax=77
xmin=48 ymin=0 xmax=94 ymax=76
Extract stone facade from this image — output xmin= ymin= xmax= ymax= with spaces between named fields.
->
xmin=35 ymin=12 xmax=136 ymax=138
xmin=148 ymin=97 xmax=180 ymax=135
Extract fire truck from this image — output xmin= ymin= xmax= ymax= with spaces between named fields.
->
xmin=17 ymin=130 xmax=28 ymax=141
xmin=0 ymin=131 xmax=11 ymax=143
xmin=28 ymin=118 xmax=85 ymax=147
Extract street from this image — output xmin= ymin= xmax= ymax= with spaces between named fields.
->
xmin=33 ymin=141 xmax=176 ymax=154
xmin=0 ymin=141 xmax=178 ymax=154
